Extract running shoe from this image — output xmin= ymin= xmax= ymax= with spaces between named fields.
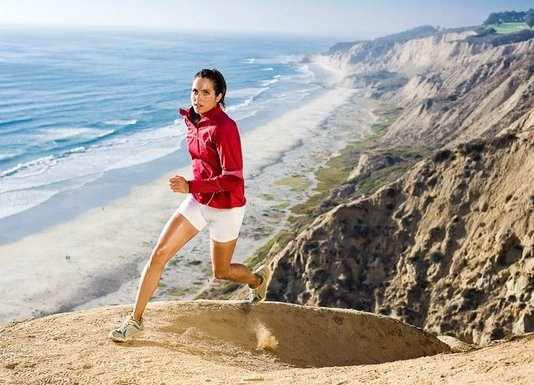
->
xmin=109 ymin=315 xmax=144 ymax=342
xmin=248 ymin=265 xmax=271 ymax=303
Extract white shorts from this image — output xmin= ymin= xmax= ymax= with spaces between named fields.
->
xmin=176 ymin=194 xmax=245 ymax=242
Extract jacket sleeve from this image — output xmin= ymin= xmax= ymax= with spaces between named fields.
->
xmin=188 ymin=120 xmax=244 ymax=193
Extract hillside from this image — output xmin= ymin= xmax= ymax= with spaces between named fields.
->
xmin=264 ymin=28 xmax=534 ymax=346
xmin=269 ymin=132 xmax=533 ymax=345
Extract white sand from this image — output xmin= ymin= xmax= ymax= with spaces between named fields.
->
xmin=0 ymin=81 xmax=377 ymax=325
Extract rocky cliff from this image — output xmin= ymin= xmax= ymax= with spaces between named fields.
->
xmin=313 ymin=29 xmax=534 ymax=147
xmin=267 ymin=29 xmax=534 ymax=345
xmin=269 ymin=133 xmax=533 ymax=345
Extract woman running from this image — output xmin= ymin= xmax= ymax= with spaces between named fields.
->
xmin=110 ymin=68 xmax=270 ymax=342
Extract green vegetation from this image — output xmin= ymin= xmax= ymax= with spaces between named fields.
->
xmin=274 ymin=176 xmax=309 ymax=193
xmin=244 ymin=230 xmax=292 ymax=269
xmin=481 ymin=9 xmax=534 ymax=33
xmin=260 ymin=193 xmax=275 ymax=201
xmin=475 ymin=26 xmax=497 ymax=37
xmin=483 ymin=10 xmax=533 ymax=25
xmin=481 ymin=9 xmax=534 ymax=34
xmin=291 ymin=104 xmax=406 ymax=220
xmin=169 ymin=288 xmax=190 ymax=297
xmin=353 ymin=163 xmax=413 ymax=195
xmin=221 ymin=282 xmax=240 ymax=294
xmin=276 ymin=202 xmax=290 ymax=210
xmin=488 ymin=22 xmax=531 ymax=34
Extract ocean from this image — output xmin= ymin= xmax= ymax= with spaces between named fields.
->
xmin=0 ymin=27 xmax=334 ymax=243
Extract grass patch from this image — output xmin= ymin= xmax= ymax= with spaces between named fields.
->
xmin=373 ymin=104 xmax=403 ymax=126
xmin=244 ymin=230 xmax=292 ymax=268
xmin=275 ymin=176 xmax=309 ymax=193
xmin=355 ymin=163 xmax=414 ymax=194
xmin=195 ymin=280 xmax=241 ymax=300
xmin=221 ymin=282 xmax=240 ymax=294
xmin=276 ymin=202 xmax=290 ymax=210
xmin=260 ymin=193 xmax=275 ymax=201
xmin=371 ymin=122 xmax=390 ymax=134
xmin=169 ymin=288 xmax=190 ymax=297
xmin=488 ymin=22 xmax=531 ymax=34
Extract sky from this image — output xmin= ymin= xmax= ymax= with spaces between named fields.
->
xmin=0 ymin=0 xmax=533 ymax=39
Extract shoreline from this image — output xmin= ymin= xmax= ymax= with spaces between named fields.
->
xmin=0 ymin=80 xmax=374 ymax=325
xmin=0 ymin=149 xmax=188 ymax=245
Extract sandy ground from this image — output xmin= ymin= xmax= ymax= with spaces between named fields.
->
xmin=0 ymin=81 xmax=376 ymax=324
xmin=0 ymin=301 xmax=532 ymax=385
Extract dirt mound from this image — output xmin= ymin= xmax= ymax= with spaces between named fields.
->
xmin=157 ymin=301 xmax=448 ymax=367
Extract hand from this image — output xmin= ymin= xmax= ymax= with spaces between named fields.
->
xmin=169 ymin=175 xmax=190 ymax=193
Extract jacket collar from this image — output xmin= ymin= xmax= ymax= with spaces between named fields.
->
xmin=179 ymin=104 xmax=222 ymax=125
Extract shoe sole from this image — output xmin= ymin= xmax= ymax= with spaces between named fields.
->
xmin=249 ymin=265 xmax=271 ymax=303
xmin=109 ymin=332 xmax=130 ymax=342
xmin=109 ymin=328 xmax=143 ymax=342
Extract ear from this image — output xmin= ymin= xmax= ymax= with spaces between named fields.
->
xmin=216 ymin=93 xmax=223 ymax=103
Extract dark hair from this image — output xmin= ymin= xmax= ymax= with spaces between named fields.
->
xmin=193 ymin=68 xmax=227 ymax=108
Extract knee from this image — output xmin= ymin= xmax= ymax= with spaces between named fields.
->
xmin=213 ymin=268 xmax=230 ymax=280
xmin=149 ymin=247 xmax=173 ymax=269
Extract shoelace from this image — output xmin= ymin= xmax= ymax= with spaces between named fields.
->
xmin=120 ymin=317 xmax=140 ymax=331
xmin=247 ymin=289 xmax=260 ymax=302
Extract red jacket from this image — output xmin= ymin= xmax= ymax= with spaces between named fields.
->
xmin=179 ymin=105 xmax=246 ymax=208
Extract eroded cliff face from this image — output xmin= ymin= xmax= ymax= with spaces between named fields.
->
xmin=269 ymin=133 xmax=534 ymax=345
xmin=386 ymin=37 xmax=534 ymax=147
xmin=312 ymin=31 xmax=534 ymax=147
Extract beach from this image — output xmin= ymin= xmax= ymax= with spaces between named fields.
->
xmin=0 ymin=77 xmax=377 ymax=325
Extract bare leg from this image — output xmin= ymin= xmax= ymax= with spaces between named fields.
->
xmin=210 ymin=238 xmax=261 ymax=287
xmin=132 ymin=213 xmax=198 ymax=320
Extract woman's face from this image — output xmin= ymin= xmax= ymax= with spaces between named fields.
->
xmin=191 ymin=77 xmax=222 ymax=116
